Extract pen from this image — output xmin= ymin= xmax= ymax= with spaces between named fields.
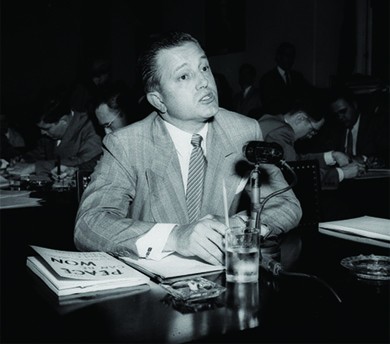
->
xmin=56 ymin=156 xmax=61 ymax=179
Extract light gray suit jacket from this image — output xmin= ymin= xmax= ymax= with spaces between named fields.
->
xmin=75 ymin=108 xmax=302 ymax=256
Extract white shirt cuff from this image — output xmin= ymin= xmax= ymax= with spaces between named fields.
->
xmin=135 ymin=223 xmax=176 ymax=260
xmin=324 ymin=151 xmax=336 ymax=165
xmin=336 ymin=167 xmax=344 ymax=182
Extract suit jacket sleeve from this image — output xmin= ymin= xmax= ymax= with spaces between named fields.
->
xmin=264 ymin=126 xmax=298 ymax=161
xmin=250 ymin=163 xmax=302 ymax=236
xmin=74 ymin=132 xmax=154 ymax=256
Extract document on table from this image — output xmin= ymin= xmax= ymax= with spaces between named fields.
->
xmin=119 ymin=253 xmax=225 ymax=282
xmin=319 ymin=216 xmax=390 ymax=248
xmin=355 ymin=169 xmax=390 ymax=180
xmin=0 ymin=190 xmax=42 ymax=209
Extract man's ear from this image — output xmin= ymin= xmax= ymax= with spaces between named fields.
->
xmin=295 ymin=112 xmax=307 ymax=124
xmin=146 ymin=91 xmax=167 ymax=113
xmin=58 ymin=114 xmax=70 ymax=125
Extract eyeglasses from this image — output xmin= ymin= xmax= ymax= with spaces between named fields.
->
xmin=103 ymin=113 xmax=120 ymax=129
xmin=304 ymin=116 xmax=319 ymax=136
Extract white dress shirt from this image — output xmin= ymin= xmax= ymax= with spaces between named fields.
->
xmin=135 ymin=121 xmax=208 ymax=260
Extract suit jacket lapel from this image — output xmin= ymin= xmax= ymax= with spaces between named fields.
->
xmin=147 ymin=116 xmax=188 ymax=224
xmin=356 ymin=114 xmax=369 ymax=153
xmin=201 ymin=118 xmax=244 ymax=217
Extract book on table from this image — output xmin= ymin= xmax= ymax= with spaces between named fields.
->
xmin=318 ymin=216 xmax=390 ymax=248
xmin=26 ymin=245 xmax=150 ymax=301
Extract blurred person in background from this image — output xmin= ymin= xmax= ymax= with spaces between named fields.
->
xmin=258 ymin=96 xmax=366 ymax=190
xmin=259 ymin=42 xmax=313 ymax=116
xmin=213 ymin=72 xmax=234 ymax=111
xmin=93 ymin=81 xmax=139 ymax=136
xmin=9 ymin=88 xmax=102 ymax=179
xmin=70 ymin=57 xmax=112 ymax=131
xmin=0 ymin=114 xmax=26 ymax=162
xmin=233 ymin=63 xmax=262 ymax=119
xmin=316 ymin=88 xmax=389 ymax=169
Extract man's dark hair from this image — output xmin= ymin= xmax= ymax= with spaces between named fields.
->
xmin=290 ymin=91 xmax=327 ymax=122
xmin=328 ymin=87 xmax=357 ymax=107
xmin=40 ymin=89 xmax=72 ymax=124
xmin=137 ymin=31 xmax=201 ymax=93
xmin=94 ymin=81 xmax=134 ymax=120
xmin=276 ymin=42 xmax=296 ymax=58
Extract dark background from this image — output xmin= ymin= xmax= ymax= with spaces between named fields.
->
xmin=1 ymin=0 xmax=389 ymax=128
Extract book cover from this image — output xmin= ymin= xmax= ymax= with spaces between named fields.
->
xmin=27 ymin=245 xmax=150 ymax=297
xmin=28 ymin=268 xmax=150 ymax=313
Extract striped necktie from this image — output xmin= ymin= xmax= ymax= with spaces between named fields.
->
xmin=186 ymin=134 xmax=206 ymax=223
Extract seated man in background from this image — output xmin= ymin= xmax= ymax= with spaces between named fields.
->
xmin=258 ymin=96 xmax=366 ymax=190
xmin=10 ymin=89 xmax=102 ymax=179
xmin=93 ymin=81 xmax=139 ymax=136
xmin=316 ymin=88 xmax=389 ymax=169
xmin=74 ymin=31 xmax=302 ymax=265
xmin=0 ymin=114 xmax=26 ymax=162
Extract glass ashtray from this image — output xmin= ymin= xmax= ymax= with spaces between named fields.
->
xmin=340 ymin=254 xmax=390 ymax=280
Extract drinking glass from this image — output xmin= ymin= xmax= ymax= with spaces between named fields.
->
xmin=225 ymin=226 xmax=260 ymax=283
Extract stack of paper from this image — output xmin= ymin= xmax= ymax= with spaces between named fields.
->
xmin=319 ymin=216 xmax=390 ymax=248
xmin=0 ymin=190 xmax=42 ymax=209
xmin=119 ymin=254 xmax=225 ymax=282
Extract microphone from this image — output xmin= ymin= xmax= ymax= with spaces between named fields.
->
xmin=243 ymin=141 xmax=284 ymax=165
xmin=243 ymin=141 xmax=286 ymax=229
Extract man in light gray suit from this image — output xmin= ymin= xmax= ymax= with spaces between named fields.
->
xmin=74 ymin=32 xmax=302 ymax=265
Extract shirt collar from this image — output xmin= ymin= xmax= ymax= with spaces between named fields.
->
xmin=163 ymin=120 xmax=208 ymax=157
xmin=277 ymin=66 xmax=286 ymax=78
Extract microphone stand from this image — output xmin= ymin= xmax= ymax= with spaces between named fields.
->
xmin=243 ymin=146 xmax=342 ymax=302
xmin=249 ymin=160 xmax=297 ymax=276
xmin=249 ymin=163 xmax=261 ymax=230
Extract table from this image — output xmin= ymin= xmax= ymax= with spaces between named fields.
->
xmin=1 ymin=203 xmax=389 ymax=343
xmin=1 ymin=174 xmax=389 ymax=343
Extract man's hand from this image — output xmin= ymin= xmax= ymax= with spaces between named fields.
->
xmin=332 ymin=151 xmax=350 ymax=167
xmin=50 ymin=165 xmax=77 ymax=180
xmin=341 ymin=162 xmax=366 ymax=179
xmin=165 ymin=215 xmax=227 ymax=265
xmin=213 ymin=214 xmax=270 ymax=237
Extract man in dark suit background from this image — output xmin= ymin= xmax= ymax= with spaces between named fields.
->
xmin=259 ymin=42 xmax=313 ymax=115
xmin=233 ymin=63 xmax=262 ymax=119
xmin=317 ymin=88 xmax=389 ymax=169
xmin=258 ymin=96 xmax=364 ymax=190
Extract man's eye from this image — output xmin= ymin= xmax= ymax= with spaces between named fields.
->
xmin=202 ymin=65 xmax=210 ymax=72
xmin=179 ymin=74 xmax=189 ymax=80
xmin=337 ymin=109 xmax=347 ymax=115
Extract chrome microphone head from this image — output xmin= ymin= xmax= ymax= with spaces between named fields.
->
xmin=243 ymin=141 xmax=284 ymax=164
